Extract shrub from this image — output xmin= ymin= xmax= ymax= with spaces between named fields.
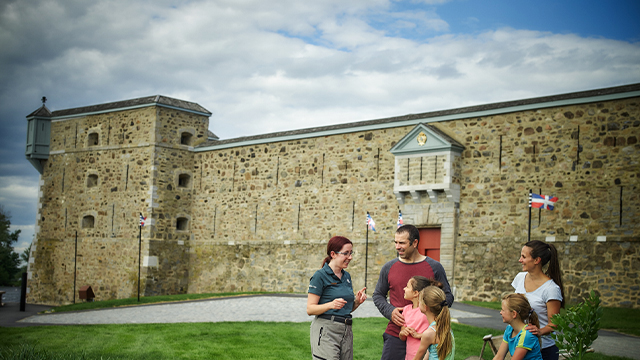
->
xmin=551 ymin=290 xmax=602 ymax=360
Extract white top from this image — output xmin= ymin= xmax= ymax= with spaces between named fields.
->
xmin=512 ymin=271 xmax=563 ymax=349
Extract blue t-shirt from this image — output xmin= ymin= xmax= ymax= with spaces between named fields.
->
xmin=308 ymin=263 xmax=355 ymax=317
xmin=503 ymin=325 xmax=543 ymax=360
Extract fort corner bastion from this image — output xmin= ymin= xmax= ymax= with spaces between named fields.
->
xmin=24 ymin=85 xmax=640 ymax=307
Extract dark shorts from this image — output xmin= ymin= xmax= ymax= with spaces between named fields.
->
xmin=381 ymin=333 xmax=405 ymax=360
xmin=541 ymin=345 xmax=559 ymax=360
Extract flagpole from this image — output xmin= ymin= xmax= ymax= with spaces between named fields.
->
xmin=73 ymin=230 xmax=77 ymax=304
xmin=538 ymin=188 xmax=542 ymax=226
xmin=528 ymin=189 xmax=532 ymax=243
xmin=365 ymin=221 xmax=369 ymax=291
xmin=138 ymin=217 xmax=142 ymax=302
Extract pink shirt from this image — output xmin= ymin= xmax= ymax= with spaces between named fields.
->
xmin=402 ymin=304 xmax=431 ymax=360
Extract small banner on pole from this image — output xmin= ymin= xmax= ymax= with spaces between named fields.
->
xmin=529 ymin=192 xmax=558 ymax=211
xmin=367 ymin=212 xmax=376 ymax=232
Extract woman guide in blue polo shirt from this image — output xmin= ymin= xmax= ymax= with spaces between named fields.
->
xmin=307 ymin=236 xmax=367 ymax=360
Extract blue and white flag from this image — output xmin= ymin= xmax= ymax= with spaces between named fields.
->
xmin=529 ymin=193 xmax=558 ymax=211
xmin=367 ymin=212 xmax=376 ymax=232
xmin=397 ymin=210 xmax=403 ymax=228
xmin=139 ymin=213 xmax=147 ymax=227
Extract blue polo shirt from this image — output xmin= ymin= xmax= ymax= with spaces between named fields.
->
xmin=308 ymin=263 xmax=355 ymax=318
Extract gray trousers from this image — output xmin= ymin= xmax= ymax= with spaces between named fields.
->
xmin=310 ymin=316 xmax=353 ymax=360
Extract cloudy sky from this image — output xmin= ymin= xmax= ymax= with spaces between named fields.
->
xmin=1 ymin=0 xmax=639 ymax=256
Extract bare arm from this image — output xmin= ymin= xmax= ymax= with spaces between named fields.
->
xmin=412 ymin=329 xmax=435 ymax=360
xmin=541 ymin=299 xmax=562 ymax=335
xmin=307 ymin=293 xmax=347 ymax=316
xmin=492 ymin=341 xmax=509 ymax=360
xmin=525 ymin=299 xmax=561 ymax=336
xmin=509 ymin=347 xmax=530 ymax=360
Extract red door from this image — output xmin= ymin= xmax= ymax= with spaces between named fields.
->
xmin=418 ymin=228 xmax=441 ymax=261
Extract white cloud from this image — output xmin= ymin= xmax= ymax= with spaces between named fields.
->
xmin=0 ymin=0 xmax=639 ymax=249
xmin=10 ymin=224 xmax=34 ymax=256
xmin=0 ymin=177 xmax=39 ymax=213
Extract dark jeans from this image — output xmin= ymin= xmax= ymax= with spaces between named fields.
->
xmin=381 ymin=333 xmax=405 ymax=360
xmin=541 ymin=345 xmax=559 ymax=360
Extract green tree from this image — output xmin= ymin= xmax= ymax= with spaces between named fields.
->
xmin=20 ymin=243 xmax=31 ymax=265
xmin=13 ymin=242 xmax=32 ymax=286
xmin=0 ymin=205 xmax=21 ymax=286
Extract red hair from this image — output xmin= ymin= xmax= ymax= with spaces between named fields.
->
xmin=321 ymin=236 xmax=352 ymax=267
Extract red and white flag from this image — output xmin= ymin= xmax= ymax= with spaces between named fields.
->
xmin=529 ymin=193 xmax=558 ymax=211
xmin=367 ymin=212 xmax=376 ymax=232
xmin=139 ymin=213 xmax=147 ymax=227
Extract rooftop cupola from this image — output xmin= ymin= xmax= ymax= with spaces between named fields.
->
xmin=25 ymin=97 xmax=52 ymax=174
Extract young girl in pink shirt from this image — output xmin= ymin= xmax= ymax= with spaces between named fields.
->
xmin=399 ymin=276 xmax=435 ymax=360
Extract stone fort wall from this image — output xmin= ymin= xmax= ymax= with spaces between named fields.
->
xmin=28 ymin=90 xmax=639 ymax=307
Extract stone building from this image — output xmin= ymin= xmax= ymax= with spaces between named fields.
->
xmin=25 ymin=84 xmax=640 ymax=307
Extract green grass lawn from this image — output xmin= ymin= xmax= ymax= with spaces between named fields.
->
xmin=1 ymin=295 xmax=633 ymax=359
xmin=461 ymin=301 xmax=640 ymax=337
xmin=0 ymin=318 xmax=633 ymax=360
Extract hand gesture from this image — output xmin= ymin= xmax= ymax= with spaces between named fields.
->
xmin=525 ymin=324 xmax=540 ymax=336
xmin=330 ymin=298 xmax=347 ymax=310
xmin=391 ymin=307 xmax=405 ymax=327
xmin=399 ymin=326 xmax=410 ymax=338
xmin=355 ymin=287 xmax=367 ymax=304
xmin=406 ymin=327 xmax=420 ymax=339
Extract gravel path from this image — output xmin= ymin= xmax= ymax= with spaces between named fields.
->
xmin=18 ymin=295 xmax=486 ymax=325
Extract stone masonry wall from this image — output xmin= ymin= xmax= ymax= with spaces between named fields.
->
xmin=28 ymin=95 xmax=639 ymax=307
xmin=455 ymin=239 xmax=639 ymax=307
xmin=185 ymin=96 xmax=639 ymax=306
xmin=452 ymin=97 xmax=640 ymax=307
xmin=28 ymin=105 xmax=209 ymax=304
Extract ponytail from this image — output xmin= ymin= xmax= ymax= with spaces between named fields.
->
xmin=528 ymin=309 xmax=540 ymax=330
xmin=435 ymin=306 xmax=453 ymax=360
xmin=419 ymin=286 xmax=453 ymax=359
xmin=524 ymin=240 xmax=565 ymax=307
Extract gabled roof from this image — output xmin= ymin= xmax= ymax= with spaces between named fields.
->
xmin=26 ymin=105 xmax=52 ymax=118
xmin=48 ymin=95 xmax=211 ymax=119
xmin=197 ymin=82 xmax=640 ymax=151
xmin=390 ymin=123 xmax=465 ymax=156
xmin=207 ymin=130 xmax=219 ymax=140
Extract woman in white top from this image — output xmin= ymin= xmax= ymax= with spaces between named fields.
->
xmin=512 ymin=240 xmax=565 ymax=360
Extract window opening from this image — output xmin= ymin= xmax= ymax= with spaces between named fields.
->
xmin=178 ymin=174 xmax=191 ymax=188
xmin=180 ymin=132 xmax=193 ymax=145
xmin=176 ymin=217 xmax=188 ymax=231
xmin=88 ymin=133 xmax=99 ymax=146
xmin=87 ymin=174 xmax=98 ymax=188
xmin=82 ymin=215 xmax=95 ymax=229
